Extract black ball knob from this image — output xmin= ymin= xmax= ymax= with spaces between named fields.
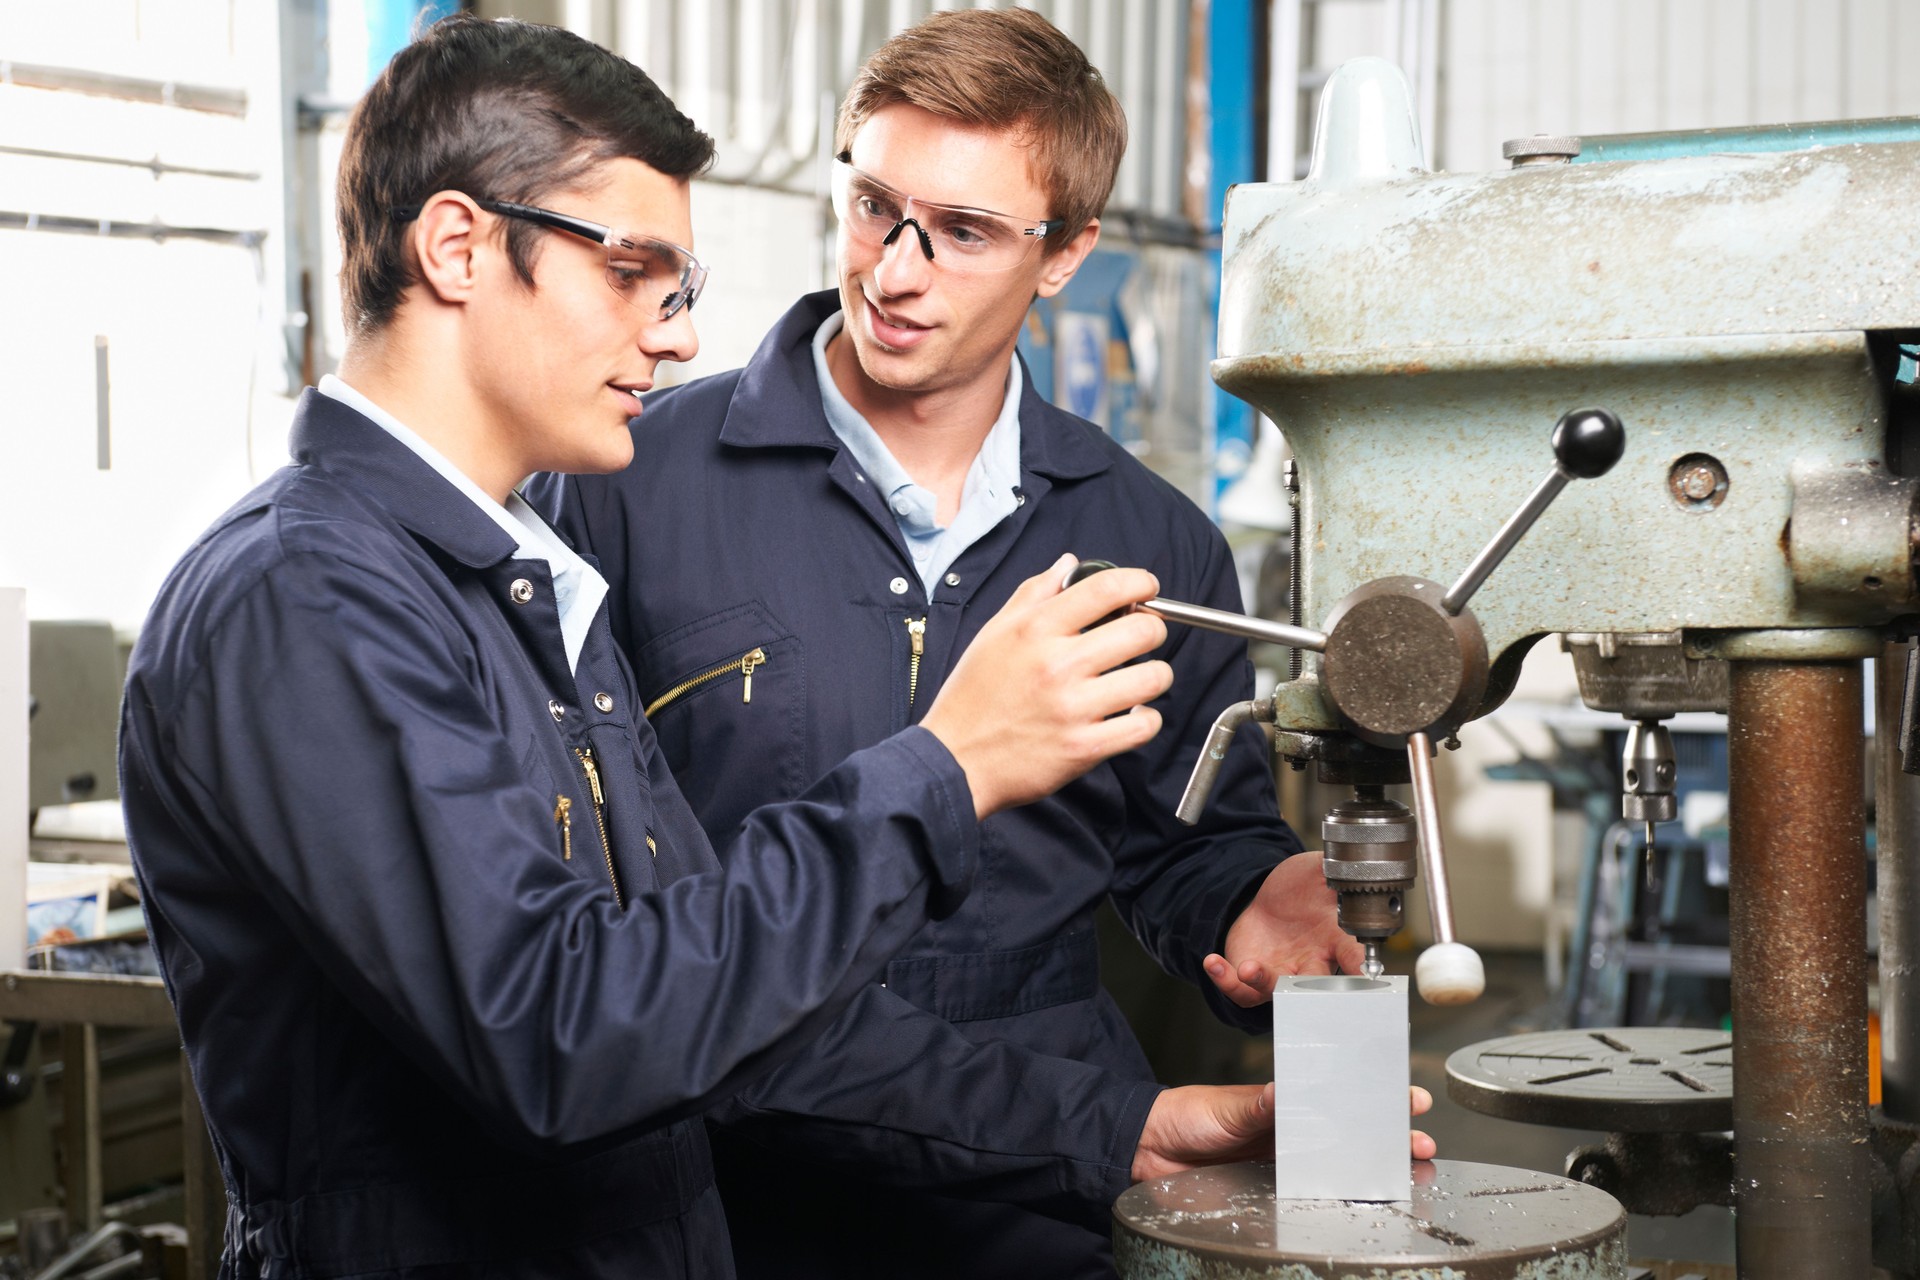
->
xmin=1551 ymin=408 xmax=1626 ymax=479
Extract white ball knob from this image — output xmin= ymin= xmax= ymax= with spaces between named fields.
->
xmin=1415 ymin=942 xmax=1485 ymax=1006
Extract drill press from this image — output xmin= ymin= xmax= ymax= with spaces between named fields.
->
xmin=1114 ymin=53 xmax=1920 ymax=1280
xmin=1082 ymin=405 xmax=1626 ymax=1006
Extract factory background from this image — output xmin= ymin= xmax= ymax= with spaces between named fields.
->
xmin=3 ymin=3 xmax=1919 ymax=1271
xmin=8 ymin=0 xmax=1918 ymax=959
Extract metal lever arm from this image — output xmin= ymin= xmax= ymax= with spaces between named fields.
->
xmin=1406 ymin=731 xmax=1486 ymax=1005
xmin=1440 ymin=408 xmax=1626 ymax=615
xmin=1175 ymin=698 xmax=1275 ymax=825
xmin=1061 ymin=561 xmax=1327 ymax=652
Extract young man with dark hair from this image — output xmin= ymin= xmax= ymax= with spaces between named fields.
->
xmin=119 ymin=16 xmax=1174 ymax=1278
xmin=536 ymin=8 xmax=1430 ymax=1278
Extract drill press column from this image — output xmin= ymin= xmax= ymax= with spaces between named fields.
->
xmin=1727 ymin=660 xmax=1871 ymax=1277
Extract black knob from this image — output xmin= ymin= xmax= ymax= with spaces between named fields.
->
xmin=1063 ymin=558 xmax=1118 ymax=590
xmin=1551 ymin=408 xmax=1626 ymax=479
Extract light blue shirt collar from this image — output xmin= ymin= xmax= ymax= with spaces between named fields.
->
xmin=811 ymin=312 xmax=1023 ymax=597
xmin=316 ymin=375 xmax=608 ymax=674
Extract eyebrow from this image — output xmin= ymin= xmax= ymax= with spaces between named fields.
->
xmin=847 ymin=171 xmax=1024 ymax=222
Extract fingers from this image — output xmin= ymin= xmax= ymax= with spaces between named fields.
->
xmin=1070 ymin=610 xmax=1169 ymax=674
xmin=1202 ymin=953 xmax=1269 ymax=1007
xmin=1218 ymin=1082 xmax=1275 ymax=1139
xmin=1336 ymin=935 xmax=1368 ymax=976
xmin=1286 ymin=953 xmax=1333 ymax=978
xmin=1009 ymin=553 xmax=1077 ymax=607
xmin=1411 ymin=1129 xmax=1437 ymax=1160
xmin=1047 ymin=562 xmax=1162 ymax=632
xmin=1410 ymin=1085 xmax=1432 ymax=1117
xmin=1077 ymin=658 xmax=1174 ymax=720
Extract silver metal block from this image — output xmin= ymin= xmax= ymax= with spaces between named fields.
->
xmin=1271 ymin=974 xmax=1408 ymax=1202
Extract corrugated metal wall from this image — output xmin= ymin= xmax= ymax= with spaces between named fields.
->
xmin=1440 ymin=0 xmax=1920 ymax=169
xmin=548 ymin=0 xmax=1198 ymax=224
xmin=1305 ymin=0 xmax=1920 ymax=173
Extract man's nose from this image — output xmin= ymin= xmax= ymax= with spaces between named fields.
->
xmin=873 ymin=218 xmax=934 ymax=296
xmin=639 ymin=304 xmax=699 ymax=364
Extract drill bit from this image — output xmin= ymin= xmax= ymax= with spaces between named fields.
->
xmin=1361 ymin=940 xmax=1384 ymax=980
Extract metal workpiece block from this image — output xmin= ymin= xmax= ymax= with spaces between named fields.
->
xmin=1271 ymin=974 xmax=1409 ymax=1203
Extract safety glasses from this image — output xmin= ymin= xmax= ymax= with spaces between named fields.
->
xmin=830 ymin=156 xmax=1063 ymax=273
xmin=391 ymin=197 xmax=708 ymax=321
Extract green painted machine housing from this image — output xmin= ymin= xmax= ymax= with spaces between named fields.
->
xmin=1213 ymin=69 xmax=1920 ymax=734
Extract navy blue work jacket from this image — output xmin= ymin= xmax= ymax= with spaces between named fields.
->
xmin=535 ymin=292 xmax=1301 ymax=1279
xmin=119 ymin=389 xmax=982 ymax=1279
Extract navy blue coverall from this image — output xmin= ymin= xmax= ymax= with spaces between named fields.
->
xmin=535 ymin=291 xmax=1302 ymax=1279
xmin=119 ymin=390 xmax=984 ymax=1279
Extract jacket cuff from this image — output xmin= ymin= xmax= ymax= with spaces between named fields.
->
xmin=1099 ymin=1081 xmax=1166 ymax=1207
xmin=888 ymin=725 xmax=979 ymax=918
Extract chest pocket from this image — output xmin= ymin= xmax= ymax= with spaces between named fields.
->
xmin=636 ymin=601 xmax=810 ymax=844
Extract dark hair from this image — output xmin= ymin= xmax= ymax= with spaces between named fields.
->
xmin=836 ymin=8 xmax=1125 ymax=250
xmin=337 ymin=15 xmax=714 ymax=335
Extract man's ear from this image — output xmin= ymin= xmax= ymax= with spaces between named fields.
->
xmin=1034 ymin=218 xmax=1102 ymax=301
xmin=411 ymin=191 xmax=486 ymax=306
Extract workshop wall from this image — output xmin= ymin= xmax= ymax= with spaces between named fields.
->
xmin=0 ymin=1 xmax=291 ymax=630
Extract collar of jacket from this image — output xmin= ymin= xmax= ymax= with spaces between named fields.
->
xmin=287 ymin=387 xmax=521 ymax=570
xmin=716 ymin=289 xmax=1114 ymax=484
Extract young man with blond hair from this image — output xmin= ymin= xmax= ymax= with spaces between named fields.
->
xmin=538 ymin=8 xmax=1431 ymax=1277
xmin=119 ymin=15 xmax=1178 ymax=1277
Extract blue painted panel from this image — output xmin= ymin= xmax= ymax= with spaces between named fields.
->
xmin=1018 ymin=247 xmax=1138 ymax=444
xmin=368 ymin=0 xmax=462 ymax=86
xmin=1575 ymin=117 xmax=1920 ymax=164
xmin=1207 ymin=0 xmax=1259 ymax=510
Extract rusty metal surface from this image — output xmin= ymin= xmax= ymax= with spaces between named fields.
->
xmin=1218 ymin=332 xmax=1887 ymax=683
xmin=1445 ymin=1028 xmax=1732 ymax=1133
xmin=1320 ymin=577 xmax=1488 ymax=740
xmin=1565 ymin=1132 xmax=1735 ymax=1218
xmin=1727 ymin=661 xmax=1872 ymax=1278
xmin=1217 ymin=143 xmax=1920 ymax=359
xmin=1785 ymin=460 xmax=1920 ymax=610
xmin=1877 ymin=643 xmax=1920 ymax=1124
xmin=1112 ymin=1159 xmax=1627 ymax=1279
xmin=1562 ymin=633 xmax=1727 ymax=717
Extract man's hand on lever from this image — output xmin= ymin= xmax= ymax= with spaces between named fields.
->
xmin=921 ymin=555 xmax=1171 ymax=819
xmin=1131 ymin=1083 xmax=1436 ymax=1182
xmin=1202 ymin=853 xmax=1368 ymax=1006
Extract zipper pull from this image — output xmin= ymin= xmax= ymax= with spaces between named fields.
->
xmin=905 ymin=617 xmax=927 ymax=709
xmin=741 ymin=647 xmax=766 ymax=704
xmin=553 ymin=795 xmax=573 ymax=860
xmin=577 ymin=747 xmax=605 ymax=807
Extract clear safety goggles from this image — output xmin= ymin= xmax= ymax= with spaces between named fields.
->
xmin=391 ymin=197 xmax=708 ymax=321
xmin=830 ymin=156 xmax=1063 ymax=274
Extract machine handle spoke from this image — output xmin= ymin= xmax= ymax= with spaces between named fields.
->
xmin=1440 ymin=408 xmax=1625 ymax=616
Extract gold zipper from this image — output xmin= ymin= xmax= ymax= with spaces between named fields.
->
xmin=905 ymin=617 xmax=927 ymax=709
xmin=645 ymin=647 xmax=768 ymax=719
xmin=574 ymin=746 xmax=623 ymax=908
xmin=553 ymin=795 xmax=573 ymax=861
